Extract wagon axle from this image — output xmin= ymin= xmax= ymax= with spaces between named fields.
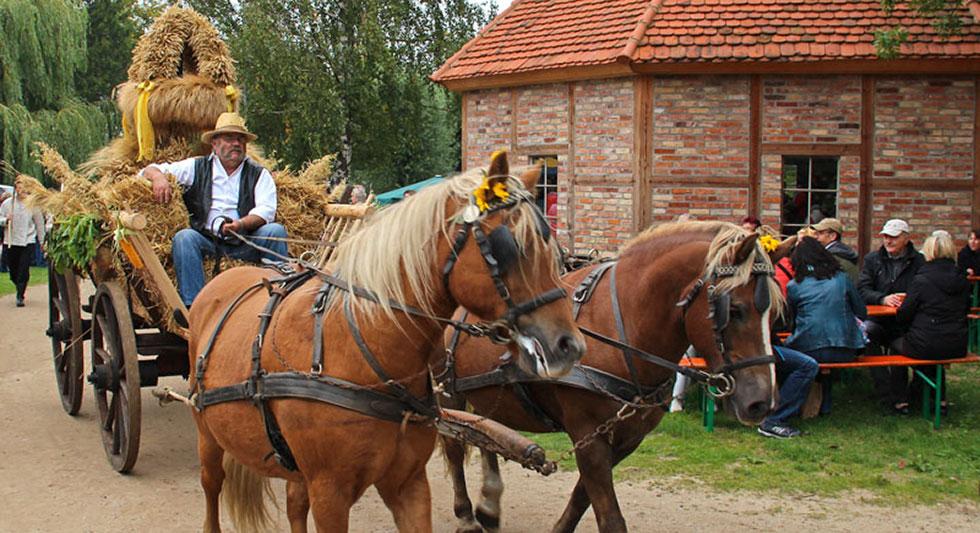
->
xmin=88 ymin=361 xmax=121 ymax=392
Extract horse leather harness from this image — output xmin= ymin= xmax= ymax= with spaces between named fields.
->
xmin=192 ymin=190 xmax=565 ymax=472
xmin=440 ymin=255 xmax=778 ymax=429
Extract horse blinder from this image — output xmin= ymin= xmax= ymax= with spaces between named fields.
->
xmin=488 ymin=225 xmax=521 ymax=273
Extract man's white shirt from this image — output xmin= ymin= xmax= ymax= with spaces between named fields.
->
xmin=144 ymin=155 xmax=277 ymax=235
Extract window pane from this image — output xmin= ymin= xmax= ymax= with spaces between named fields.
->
xmin=530 ymin=155 xmax=558 ymax=227
xmin=810 ymin=191 xmax=837 ymax=222
xmin=782 ymin=189 xmax=809 ymax=226
xmin=811 ymin=158 xmax=838 ymax=190
xmin=782 ymin=157 xmax=809 ymax=190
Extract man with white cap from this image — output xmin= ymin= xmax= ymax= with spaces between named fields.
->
xmin=857 ymin=218 xmax=924 ymax=404
xmin=142 ymin=112 xmax=288 ymax=307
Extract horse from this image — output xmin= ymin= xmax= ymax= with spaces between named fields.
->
xmin=439 ymin=221 xmax=790 ymax=533
xmin=187 ymin=151 xmax=587 ymax=532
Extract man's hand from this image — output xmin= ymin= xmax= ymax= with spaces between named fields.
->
xmin=220 ymin=219 xmax=243 ymax=237
xmin=969 ymin=268 xmax=975 ymax=276
xmin=143 ymin=166 xmax=173 ymax=204
xmin=882 ymin=293 xmax=904 ymax=307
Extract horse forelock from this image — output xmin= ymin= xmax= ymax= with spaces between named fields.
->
xmin=704 ymin=225 xmax=785 ymax=317
xmin=329 ymin=166 xmax=555 ymax=320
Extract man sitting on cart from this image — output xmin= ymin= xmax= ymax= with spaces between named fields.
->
xmin=141 ymin=112 xmax=288 ymax=307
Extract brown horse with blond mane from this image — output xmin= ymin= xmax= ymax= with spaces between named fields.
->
xmin=187 ymin=151 xmax=586 ymax=532
xmin=440 ymin=221 xmax=790 ymax=533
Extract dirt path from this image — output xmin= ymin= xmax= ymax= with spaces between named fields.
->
xmin=1 ymin=291 xmax=977 ymax=532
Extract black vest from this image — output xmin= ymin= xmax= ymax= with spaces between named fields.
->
xmin=183 ymin=156 xmax=263 ymax=234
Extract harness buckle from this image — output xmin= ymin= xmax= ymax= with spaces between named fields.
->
xmin=486 ymin=321 xmax=516 ymax=345
xmin=707 ymin=373 xmax=736 ymax=398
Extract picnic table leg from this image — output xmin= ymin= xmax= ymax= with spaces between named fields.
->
xmin=705 ymin=386 xmax=716 ymax=432
xmin=913 ymin=366 xmax=941 ymax=430
xmin=933 ymin=365 xmax=944 ymax=430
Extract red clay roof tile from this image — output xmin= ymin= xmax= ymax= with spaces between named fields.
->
xmin=432 ymin=0 xmax=980 ymax=83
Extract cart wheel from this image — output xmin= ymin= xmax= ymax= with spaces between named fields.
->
xmin=88 ymin=281 xmax=141 ymax=473
xmin=46 ymin=266 xmax=84 ymax=415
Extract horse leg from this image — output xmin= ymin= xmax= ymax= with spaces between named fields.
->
xmin=375 ymin=463 xmax=433 ymax=533
xmin=286 ymin=480 xmax=311 ymax=533
xmin=306 ymin=476 xmax=355 ymax=532
xmin=441 ymin=434 xmax=481 ymax=533
xmin=474 ymin=451 xmax=503 ymax=532
xmin=552 ymin=433 xmax=648 ymax=533
xmin=197 ymin=429 xmax=225 ymax=533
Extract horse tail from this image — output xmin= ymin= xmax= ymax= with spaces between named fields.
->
xmin=221 ymin=454 xmax=276 ymax=532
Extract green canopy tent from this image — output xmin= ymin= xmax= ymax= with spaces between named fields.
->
xmin=374 ymin=176 xmax=444 ymax=205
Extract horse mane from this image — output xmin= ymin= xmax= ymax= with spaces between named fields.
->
xmin=329 ymin=166 xmax=558 ymax=320
xmin=622 ymin=220 xmax=784 ymax=316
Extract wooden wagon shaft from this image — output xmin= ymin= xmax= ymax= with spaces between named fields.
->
xmin=117 ymin=211 xmax=190 ymax=339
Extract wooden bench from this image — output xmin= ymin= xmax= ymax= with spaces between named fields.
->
xmin=679 ymin=353 xmax=980 ymax=431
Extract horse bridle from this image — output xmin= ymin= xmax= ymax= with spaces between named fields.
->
xmin=441 ymin=186 xmax=566 ymax=345
xmin=676 ymin=259 xmax=776 ymax=396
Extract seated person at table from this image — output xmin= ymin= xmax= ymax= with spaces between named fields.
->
xmin=888 ymin=231 xmax=970 ymax=414
xmin=757 ymin=346 xmax=818 ymax=439
xmin=811 ymin=217 xmax=859 ymax=283
xmin=957 ymin=228 xmax=980 ymax=276
xmin=857 ymin=218 xmax=924 ymax=402
xmin=784 ymin=237 xmax=867 ymax=414
xmin=141 ymin=112 xmax=287 ymax=307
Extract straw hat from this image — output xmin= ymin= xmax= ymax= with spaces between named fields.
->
xmin=201 ymin=112 xmax=257 ymax=144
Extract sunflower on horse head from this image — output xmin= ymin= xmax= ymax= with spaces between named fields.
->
xmin=186 ymin=150 xmax=586 ymax=532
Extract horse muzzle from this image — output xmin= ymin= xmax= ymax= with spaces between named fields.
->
xmin=513 ymin=325 xmax=585 ymax=379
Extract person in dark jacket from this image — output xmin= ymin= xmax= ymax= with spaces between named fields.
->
xmin=889 ymin=231 xmax=969 ymax=413
xmin=811 ymin=217 xmax=859 ymax=283
xmin=857 ymin=218 xmax=925 ymax=402
xmin=957 ymin=228 xmax=980 ymax=276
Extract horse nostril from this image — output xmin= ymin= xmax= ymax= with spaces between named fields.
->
xmin=746 ymin=400 xmax=769 ymax=420
xmin=555 ymin=334 xmax=583 ymax=359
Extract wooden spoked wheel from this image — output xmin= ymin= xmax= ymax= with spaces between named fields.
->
xmin=47 ymin=266 xmax=84 ymax=415
xmin=88 ymin=281 xmax=142 ymax=473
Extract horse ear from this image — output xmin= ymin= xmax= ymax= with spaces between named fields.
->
xmin=488 ymin=150 xmax=509 ymax=179
xmin=517 ymin=163 xmax=543 ymax=196
xmin=734 ymin=233 xmax=760 ymax=265
xmin=769 ymin=235 xmax=797 ymax=263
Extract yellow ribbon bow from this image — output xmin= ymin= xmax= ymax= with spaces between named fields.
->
xmin=224 ymin=85 xmax=239 ymax=112
xmin=135 ymin=81 xmax=156 ymax=161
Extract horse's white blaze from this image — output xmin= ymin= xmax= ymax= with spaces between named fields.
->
xmin=760 ymin=308 xmax=778 ymax=410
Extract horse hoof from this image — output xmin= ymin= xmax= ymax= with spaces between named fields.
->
xmin=455 ymin=521 xmax=484 ymax=533
xmin=475 ymin=507 xmax=500 ymax=532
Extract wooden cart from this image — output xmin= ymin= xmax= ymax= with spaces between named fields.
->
xmin=45 ymin=203 xmax=374 ymax=472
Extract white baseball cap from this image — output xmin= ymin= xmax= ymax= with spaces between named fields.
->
xmin=880 ymin=219 xmax=910 ymax=237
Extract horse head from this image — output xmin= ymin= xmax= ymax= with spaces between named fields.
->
xmin=679 ymin=226 xmax=784 ymax=424
xmin=441 ymin=151 xmax=586 ymax=378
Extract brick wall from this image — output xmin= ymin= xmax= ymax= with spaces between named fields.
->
xmin=653 ymin=76 xmax=751 ymax=181
xmin=464 ymin=89 xmax=512 ymax=170
xmin=516 ymin=83 xmax=568 ymax=145
xmin=570 ymin=78 xmax=634 ymax=253
xmin=461 ymin=74 xmax=976 ymax=255
xmin=763 ymin=76 xmax=862 ymax=144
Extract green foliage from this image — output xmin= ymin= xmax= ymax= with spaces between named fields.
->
xmin=0 ymin=99 xmax=111 ymax=183
xmin=533 ymin=367 xmax=980 ymax=504
xmin=0 ymin=0 xmax=89 ymax=110
xmin=189 ymin=0 xmax=493 ymax=192
xmin=0 ymin=266 xmax=48 ymax=296
xmin=875 ymin=0 xmax=968 ymax=58
xmin=76 ymin=0 xmax=139 ymax=102
xmin=0 ymin=1 xmax=116 ymax=184
xmin=45 ymin=213 xmax=105 ymax=273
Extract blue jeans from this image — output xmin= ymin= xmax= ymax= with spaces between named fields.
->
xmin=762 ymin=346 xmax=819 ymax=426
xmin=173 ymin=223 xmax=288 ymax=306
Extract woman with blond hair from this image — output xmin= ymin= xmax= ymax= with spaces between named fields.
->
xmin=889 ymin=230 xmax=970 ymax=414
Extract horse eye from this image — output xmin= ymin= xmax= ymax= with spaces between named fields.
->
xmin=729 ymin=304 xmax=744 ymax=321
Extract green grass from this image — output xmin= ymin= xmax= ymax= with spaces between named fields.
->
xmin=531 ymin=366 xmax=980 ymax=505
xmin=0 ymin=266 xmax=49 ymax=296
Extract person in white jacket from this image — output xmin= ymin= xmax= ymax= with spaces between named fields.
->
xmin=0 ymin=179 xmax=46 ymax=307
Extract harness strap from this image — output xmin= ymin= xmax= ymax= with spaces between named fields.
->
xmin=472 ymin=224 xmax=515 ymax=307
xmin=199 ymin=372 xmax=414 ymax=423
xmin=342 ymin=292 xmax=438 ymax=418
xmin=572 ymin=260 xmax=616 ymax=318
xmin=609 ymin=264 xmax=643 ymax=394
xmin=310 ymin=280 xmax=338 ymax=375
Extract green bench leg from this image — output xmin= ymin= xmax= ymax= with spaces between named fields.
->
xmin=697 ymin=385 xmax=716 ymax=432
xmin=913 ymin=365 xmax=943 ymax=430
